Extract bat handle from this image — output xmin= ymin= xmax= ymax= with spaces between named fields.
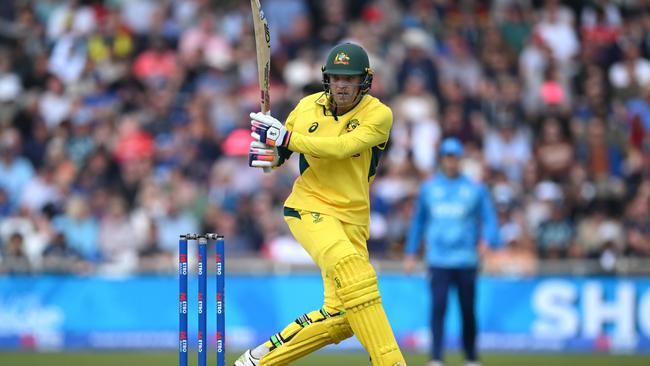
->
xmin=262 ymin=110 xmax=272 ymax=173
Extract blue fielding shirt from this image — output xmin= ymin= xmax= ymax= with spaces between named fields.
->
xmin=405 ymin=173 xmax=500 ymax=268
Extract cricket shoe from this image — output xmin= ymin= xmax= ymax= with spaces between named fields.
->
xmin=234 ymin=349 xmax=260 ymax=366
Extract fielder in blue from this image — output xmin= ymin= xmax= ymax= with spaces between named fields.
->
xmin=404 ymin=137 xmax=500 ymax=366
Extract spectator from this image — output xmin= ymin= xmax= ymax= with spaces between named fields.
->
xmin=580 ymin=4 xmax=620 ymax=65
xmin=53 ymin=195 xmax=99 ymax=261
xmin=119 ymin=0 xmax=159 ymax=35
xmin=536 ymin=202 xmax=575 ymax=259
xmin=46 ymin=0 xmax=96 ymax=41
xmin=0 ymin=128 xmax=35 ymax=210
xmin=179 ymin=13 xmax=233 ymax=70
xmin=391 ymin=74 xmax=440 ymax=174
xmin=20 ymin=164 xmax=61 ymax=214
xmin=609 ymin=40 xmax=650 ymax=100
xmin=98 ymin=195 xmax=141 ymax=266
xmin=626 ymin=83 xmax=650 ymax=149
xmin=535 ymin=117 xmax=573 ymax=181
xmin=138 ymin=221 xmax=172 ymax=273
xmin=154 ymin=195 xmax=199 ymax=254
xmin=47 ymin=30 xmax=88 ymax=84
xmin=624 ymin=194 xmax=650 ymax=257
xmin=0 ymin=232 xmax=31 ymax=273
xmin=519 ymin=31 xmax=551 ymax=113
xmin=0 ymin=205 xmax=48 ymax=268
xmin=576 ymin=117 xmax=624 ymax=181
xmin=38 ymin=75 xmax=72 ymax=128
xmin=479 ymin=24 xmax=517 ymax=79
xmin=112 ymin=113 xmax=154 ymax=164
xmin=575 ymin=201 xmax=623 ymax=258
xmin=497 ymin=3 xmax=532 ymax=54
xmin=535 ymin=6 xmax=579 ymax=64
xmin=131 ymin=37 xmax=178 ymax=86
xmin=538 ymin=0 xmax=575 ymax=26
xmin=0 ymin=50 xmax=22 ymax=104
xmin=484 ymin=222 xmax=537 ymax=276
xmin=483 ymin=118 xmax=531 ymax=182
xmin=396 ymin=28 xmax=439 ymax=98
xmin=438 ymin=34 xmax=483 ymax=95
xmin=41 ymin=230 xmax=88 ymax=274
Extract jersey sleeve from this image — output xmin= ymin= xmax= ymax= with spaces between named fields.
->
xmin=479 ymin=184 xmax=501 ymax=248
xmin=287 ymin=103 xmax=392 ymax=159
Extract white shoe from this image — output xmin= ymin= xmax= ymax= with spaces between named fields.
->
xmin=234 ymin=349 xmax=260 ymax=366
xmin=427 ymin=361 xmax=444 ymax=366
xmin=465 ymin=362 xmax=481 ymax=366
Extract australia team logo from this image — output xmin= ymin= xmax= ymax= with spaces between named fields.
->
xmin=333 ymin=52 xmax=350 ymax=65
xmin=311 ymin=212 xmax=323 ymax=223
xmin=346 ymin=119 xmax=359 ymax=132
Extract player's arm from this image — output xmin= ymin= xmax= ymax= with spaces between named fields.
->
xmin=250 ymin=105 xmax=392 ymax=159
xmin=248 ymin=107 xmax=297 ymax=168
xmin=288 ymin=115 xmax=389 ymax=159
xmin=479 ymin=184 xmax=501 ymax=249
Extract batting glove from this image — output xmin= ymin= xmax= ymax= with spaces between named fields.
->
xmin=248 ymin=141 xmax=279 ymax=168
xmin=250 ymin=112 xmax=291 ymax=147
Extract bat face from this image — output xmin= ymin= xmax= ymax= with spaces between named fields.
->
xmin=251 ymin=0 xmax=270 ymax=113
xmin=251 ymin=0 xmax=273 ymax=172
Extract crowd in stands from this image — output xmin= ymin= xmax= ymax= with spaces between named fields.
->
xmin=0 ymin=0 xmax=648 ymax=276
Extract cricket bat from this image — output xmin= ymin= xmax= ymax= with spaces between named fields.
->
xmin=250 ymin=0 xmax=272 ymax=172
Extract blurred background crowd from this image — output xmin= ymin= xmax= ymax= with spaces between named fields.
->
xmin=0 ymin=0 xmax=648 ymax=276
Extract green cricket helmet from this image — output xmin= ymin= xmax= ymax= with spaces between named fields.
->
xmin=321 ymin=43 xmax=374 ymax=95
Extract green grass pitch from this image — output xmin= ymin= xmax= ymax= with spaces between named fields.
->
xmin=0 ymin=351 xmax=649 ymax=366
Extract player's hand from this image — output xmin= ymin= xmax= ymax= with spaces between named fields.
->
xmin=403 ymin=254 xmax=418 ymax=274
xmin=248 ymin=141 xmax=279 ymax=168
xmin=250 ymin=112 xmax=291 ymax=147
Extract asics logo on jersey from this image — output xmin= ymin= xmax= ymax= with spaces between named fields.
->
xmin=309 ymin=122 xmax=319 ymax=133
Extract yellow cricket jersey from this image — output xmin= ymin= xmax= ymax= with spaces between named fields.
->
xmin=281 ymin=92 xmax=392 ymax=226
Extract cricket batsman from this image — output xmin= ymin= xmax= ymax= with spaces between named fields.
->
xmin=236 ymin=43 xmax=407 ymax=366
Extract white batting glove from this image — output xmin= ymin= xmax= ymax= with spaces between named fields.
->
xmin=248 ymin=141 xmax=279 ymax=168
xmin=250 ymin=112 xmax=291 ymax=147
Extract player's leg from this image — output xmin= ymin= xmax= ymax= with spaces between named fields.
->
xmin=235 ymin=306 xmax=352 ymax=366
xmin=285 ymin=209 xmax=405 ymax=365
xmin=429 ymin=267 xmax=451 ymax=363
xmin=457 ymin=267 xmax=478 ymax=363
xmin=328 ymin=253 xmax=406 ymax=366
xmin=330 ymin=218 xmax=406 ymax=366
xmin=235 ymin=209 xmax=354 ymax=366
xmin=258 ymin=308 xmax=352 ymax=365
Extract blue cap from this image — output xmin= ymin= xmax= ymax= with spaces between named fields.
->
xmin=439 ymin=137 xmax=464 ymax=157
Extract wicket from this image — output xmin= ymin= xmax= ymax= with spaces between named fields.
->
xmin=179 ymin=234 xmax=225 ymax=366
